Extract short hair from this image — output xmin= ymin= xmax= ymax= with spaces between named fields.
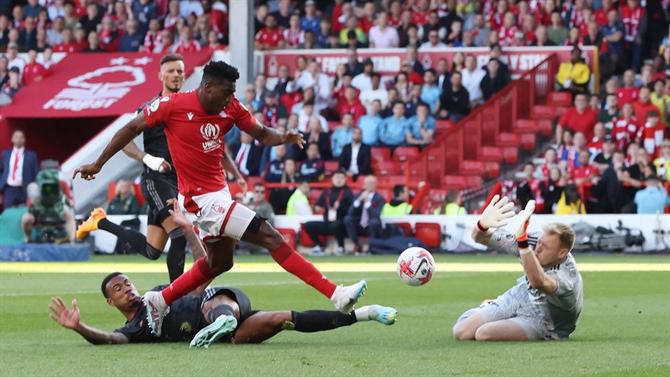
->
xmin=424 ymin=68 xmax=436 ymax=76
xmin=392 ymin=100 xmax=405 ymax=108
xmin=446 ymin=189 xmax=460 ymax=203
xmin=101 ymin=272 xmax=123 ymax=298
xmin=254 ymin=182 xmax=265 ymax=188
xmin=543 ymin=223 xmax=576 ymax=251
xmin=201 ymin=61 xmax=240 ymax=85
xmin=160 ymin=53 xmax=184 ymax=66
xmin=393 ymin=184 xmax=406 ymax=197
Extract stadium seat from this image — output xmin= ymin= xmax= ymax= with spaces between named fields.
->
xmin=276 ymin=228 xmax=297 ymax=250
xmin=324 ymin=161 xmax=339 ymax=175
xmin=513 ymin=119 xmax=538 ymax=134
xmin=495 ymin=132 xmax=521 ymax=147
xmin=393 ymin=147 xmax=420 ymax=163
xmin=548 ymin=91 xmax=573 ymax=107
xmin=460 ymin=160 xmax=484 ymax=176
xmin=414 ymin=222 xmax=442 ymax=249
xmin=530 ymin=105 xmax=560 ymax=121
xmin=520 ymin=133 xmax=536 ymax=150
xmin=309 ymin=189 xmax=322 ymax=206
xmin=395 ymin=222 xmax=414 ymax=236
xmin=435 ymin=120 xmax=454 ymax=133
xmin=442 ymin=175 xmax=468 ymax=189
xmin=385 ymin=175 xmax=407 ymax=186
xmin=371 ymin=147 xmax=391 ymax=167
xmin=538 ymin=119 xmax=553 ymax=136
xmin=484 ymin=161 xmax=500 ymax=178
xmin=479 ymin=146 xmax=503 ymax=162
xmin=375 ymin=161 xmax=402 ymax=175
xmin=466 ymin=176 xmax=483 ymax=188
xmin=503 ymin=147 xmax=519 ymax=164
xmin=299 ymin=224 xmax=327 ymax=247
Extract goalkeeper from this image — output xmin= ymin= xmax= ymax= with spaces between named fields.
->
xmin=452 ymin=195 xmax=583 ymax=341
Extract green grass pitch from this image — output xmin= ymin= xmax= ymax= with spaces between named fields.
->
xmin=1 ymin=254 xmax=668 ymax=377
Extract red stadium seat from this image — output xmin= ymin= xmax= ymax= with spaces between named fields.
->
xmin=442 ymin=175 xmax=468 ymax=189
xmin=375 ymin=161 xmax=402 ymax=175
xmin=299 ymin=224 xmax=327 ymax=247
xmin=513 ymin=119 xmax=538 ymax=134
xmin=393 ymin=147 xmax=420 ymax=162
xmin=435 ymin=120 xmax=454 ymax=133
xmin=460 ymin=160 xmax=484 ymax=175
xmin=415 ymin=222 xmax=442 ymax=249
xmin=370 ymin=147 xmax=391 ymax=167
xmin=520 ymin=133 xmax=536 ymax=150
xmin=277 ymin=228 xmax=297 ymax=250
xmin=503 ymin=147 xmax=519 ymax=164
xmin=385 ymin=175 xmax=407 ymax=186
xmin=309 ymin=189 xmax=323 ymax=206
xmin=529 ymin=105 xmax=559 ymax=121
xmin=496 ymin=132 xmax=521 ymax=147
xmin=548 ymin=91 xmax=573 ymax=107
xmin=395 ymin=222 xmax=414 ymax=236
xmin=480 ymin=146 xmax=503 ymax=162
xmin=324 ymin=161 xmax=339 ymax=175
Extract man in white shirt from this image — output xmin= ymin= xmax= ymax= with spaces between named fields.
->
xmin=6 ymin=43 xmax=25 ymax=77
xmin=297 ymin=102 xmax=328 ymax=133
xmin=352 ymin=59 xmax=374 ymax=92
xmin=1 ymin=130 xmax=39 ymax=208
xmin=359 ymin=73 xmax=388 ymax=113
xmin=296 ymin=61 xmax=332 ymax=112
xmin=368 ymin=12 xmax=399 ymax=48
xmin=419 ymin=29 xmax=447 ymax=50
xmin=461 ymin=55 xmax=486 ymax=106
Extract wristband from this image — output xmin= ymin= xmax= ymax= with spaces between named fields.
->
xmin=519 ymin=247 xmax=533 ymax=255
xmin=517 ymin=239 xmax=529 ymax=249
xmin=476 ymin=220 xmax=488 ymax=232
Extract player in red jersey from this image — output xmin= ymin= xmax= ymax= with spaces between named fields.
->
xmin=74 ymin=61 xmax=367 ymax=337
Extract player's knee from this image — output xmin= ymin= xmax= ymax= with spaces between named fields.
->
xmin=261 ymin=226 xmax=285 ymax=250
xmin=209 ymin=257 xmax=234 ymax=275
xmin=474 ymin=325 xmax=495 ymax=341
xmin=452 ymin=323 xmax=476 ymax=341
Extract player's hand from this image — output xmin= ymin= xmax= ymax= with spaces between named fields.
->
xmin=478 ymin=194 xmax=515 ymax=230
xmin=168 ymin=200 xmax=192 ymax=231
xmin=516 ymin=200 xmax=535 ymax=241
xmin=73 ymin=163 xmax=101 ymax=180
xmin=282 ymin=130 xmax=306 ymax=149
xmin=142 ymin=154 xmax=172 ymax=173
xmin=49 ymin=296 xmax=80 ymax=330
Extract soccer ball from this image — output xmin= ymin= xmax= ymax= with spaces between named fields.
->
xmin=397 ymin=247 xmax=436 ymax=286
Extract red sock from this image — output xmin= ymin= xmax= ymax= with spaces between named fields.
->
xmin=270 ymin=242 xmax=336 ymax=298
xmin=161 ymin=258 xmax=216 ymax=305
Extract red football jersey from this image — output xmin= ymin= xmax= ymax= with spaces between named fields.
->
xmin=143 ymin=91 xmax=256 ymax=196
xmin=616 ymin=87 xmax=639 ymax=106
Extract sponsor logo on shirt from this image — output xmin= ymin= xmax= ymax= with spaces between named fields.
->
xmin=200 ymin=122 xmax=222 ymax=153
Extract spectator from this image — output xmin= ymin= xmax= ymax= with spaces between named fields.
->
xmin=174 ymin=27 xmax=201 ymax=53
xmin=651 ymin=80 xmax=670 ymax=124
xmin=6 ymin=43 xmax=24 ymax=75
xmin=634 ymin=174 xmax=669 ymax=214
xmin=420 ymin=69 xmax=442 ymax=114
xmin=97 ymin=16 xmax=120 ymax=52
xmin=556 ymin=93 xmax=598 ymax=143
xmin=299 ymin=143 xmax=325 ymax=182
xmin=352 ymin=59 xmax=374 ymax=92
xmin=260 ymin=91 xmax=286 ymax=129
xmin=203 ymin=30 xmax=224 ymax=53
xmin=637 ymin=110 xmax=665 ymax=156
xmin=263 ymin=145 xmax=286 ymax=183
xmin=599 ymin=94 xmax=619 ymax=131
xmin=269 ymin=158 xmax=299 ymax=214
xmin=331 ymin=113 xmax=355 ymax=158
xmin=562 ymin=131 xmax=589 ymax=170
xmin=406 ymin=102 xmax=436 ymax=147
xmin=472 ymin=14 xmax=491 ymax=47
xmin=118 ymin=19 xmax=143 ymax=52
xmin=248 ymin=183 xmax=275 ymax=224
xmin=611 ymin=103 xmax=639 ymax=152
xmin=654 ymin=141 xmax=670 ymax=181
xmin=233 ymin=132 xmax=263 ymax=177
xmin=540 ymin=147 xmax=559 ymax=179
xmin=17 ymin=16 xmax=37 ymax=52
xmin=21 ymin=49 xmax=47 ymax=86
xmin=271 ymin=0 xmax=293 ymax=29
xmin=0 ymin=57 xmax=7 ymax=88
xmin=419 ymin=28 xmax=447 ymax=50
xmin=547 ymin=11 xmax=568 ymax=45
xmin=79 ymin=2 xmax=103 ymax=36
xmin=461 ymin=55 xmax=486 ymax=106
xmin=480 ymin=58 xmax=509 ymax=101
xmin=369 ymin=11 xmax=399 ymax=48
xmin=379 ymin=101 xmax=410 ymax=147
xmin=600 ymin=9 xmax=625 ymax=77
xmin=304 ymin=117 xmax=332 ymax=160
xmin=540 ymin=167 xmax=567 ymax=214
xmin=556 ymin=46 xmax=591 ymax=94
xmin=284 ymin=13 xmax=304 ymax=48
xmin=594 ymin=137 xmax=617 ymax=171
xmin=297 ymin=101 xmax=328 ymax=133
xmin=301 ymin=0 xmax=320 ymax=34
xmin=344 ymin=175 xmax=385 ymax=255
xmin=339 ymin=14 xmax=366 ymax=46
xmin=296 ymin=61 xmax=331 ymax=111
xmin=533 ymin=25 xmax=554 ymax=47
xmin=106 ymin=180 xmax=140 ymax=215
xmin=633 ymin=87 xmax=659 ymax=127
xmin=0 ymin=130 xmax=38 ymax=208
xmin=255 ymin=14 xmax=285 ymax=50
xmin=303 ymin=170 xmax=354 ymax=256
xmin=83 ymin=31 xmax=103 ymax=53
xmin=404 ymin=85 xmax=424 ymax=118
xmin=587 ymin=123 xmax=607 ymax=156
xmin=434 ymin=189 xmax=466 ymax=215
xmin=1 ymin=66 xmax=21 ymax=98
xmin=285 ymin=181 xmax=312 ymax=216
xmin=440 ymin=71 xmax=470 ymax=121
xmin=47 ymin=0 xmax=66 ymax=21
xmin=571 ymin=150 xmax=599 ymax=185
xmin=382 ymin=184 xmax=413 ymax=216
xmin=358 ymin=99 xmax=383 ymax=146
xmin=516 ymin=162 xmax=542 ymax=208
xmin=436 ymin=57 xmax=450 ymax=88
xmin=617 ymin=69 xmax=639 ymax=106
xmin=344 ymin=47 xmax=363 ymax=76
xmin=339 ymin=128 xmax=372 ymax=178
xmin=404 ymin=46 xmax=425 ymax=75
xmin=46 ymin=16 xmax=65 ymax=47
xmin=555 ymin=184 xmax=586 ymax=214
xmin=622 ymin=148 xmax=655 ymax=212
xmin=621 ymin=0 xmax=644 ymax=72
xmin=132 ymin=0 xmax=157 ymax=33
xmin=336 ymin=85 xmax=366 ymax=123
xmin=359 ymin=73 xmax=387 ymax=113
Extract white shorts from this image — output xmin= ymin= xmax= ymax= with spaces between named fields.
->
xmin=178 ymin=187 xmax=256 ymax=241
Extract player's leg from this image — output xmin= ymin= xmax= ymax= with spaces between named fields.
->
xmin=241 ymin=217 xmax=367 ymax=312
xmin=452 ymin=308 xmax=491 ymax=341
xmin=453 ymin=295 xmax=517 ymax=341
xmin=473 ymin=319 xmax=529 ymax=341
xmin=190 ymin=292 xmax=240 ymax=348
xmin=232 ymin=311 xmax=292 ymax=344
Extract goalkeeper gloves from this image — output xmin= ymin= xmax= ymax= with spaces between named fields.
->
xmin=476 ymin=194 xmax=515 ymax=232
xmin=516 ymin=200 xmax=535 ymax=249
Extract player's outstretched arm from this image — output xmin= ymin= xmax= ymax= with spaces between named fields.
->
xmin=472 ymin=194 xmax=515 ymax=245
xmin=515 ymin=201 xmax=558 ymax=294
xmin=73 ymin=114 xmax=150 ymax=180
xmin=48 ymin=297 xmax=128 ymax=345
xmin=247 ymin=120 xmax=306 ymax=149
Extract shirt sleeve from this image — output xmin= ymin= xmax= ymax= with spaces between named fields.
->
xmin=143 ymin=96 xmax=173 ymax=128
xmin=232 ymin=98 xmax=257 ymax=132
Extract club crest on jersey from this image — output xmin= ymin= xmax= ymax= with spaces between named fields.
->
xmin=187 ymin=112 xmax=194 ymax=120
xmin=200 ymin=123 xmax=222 ymax=153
